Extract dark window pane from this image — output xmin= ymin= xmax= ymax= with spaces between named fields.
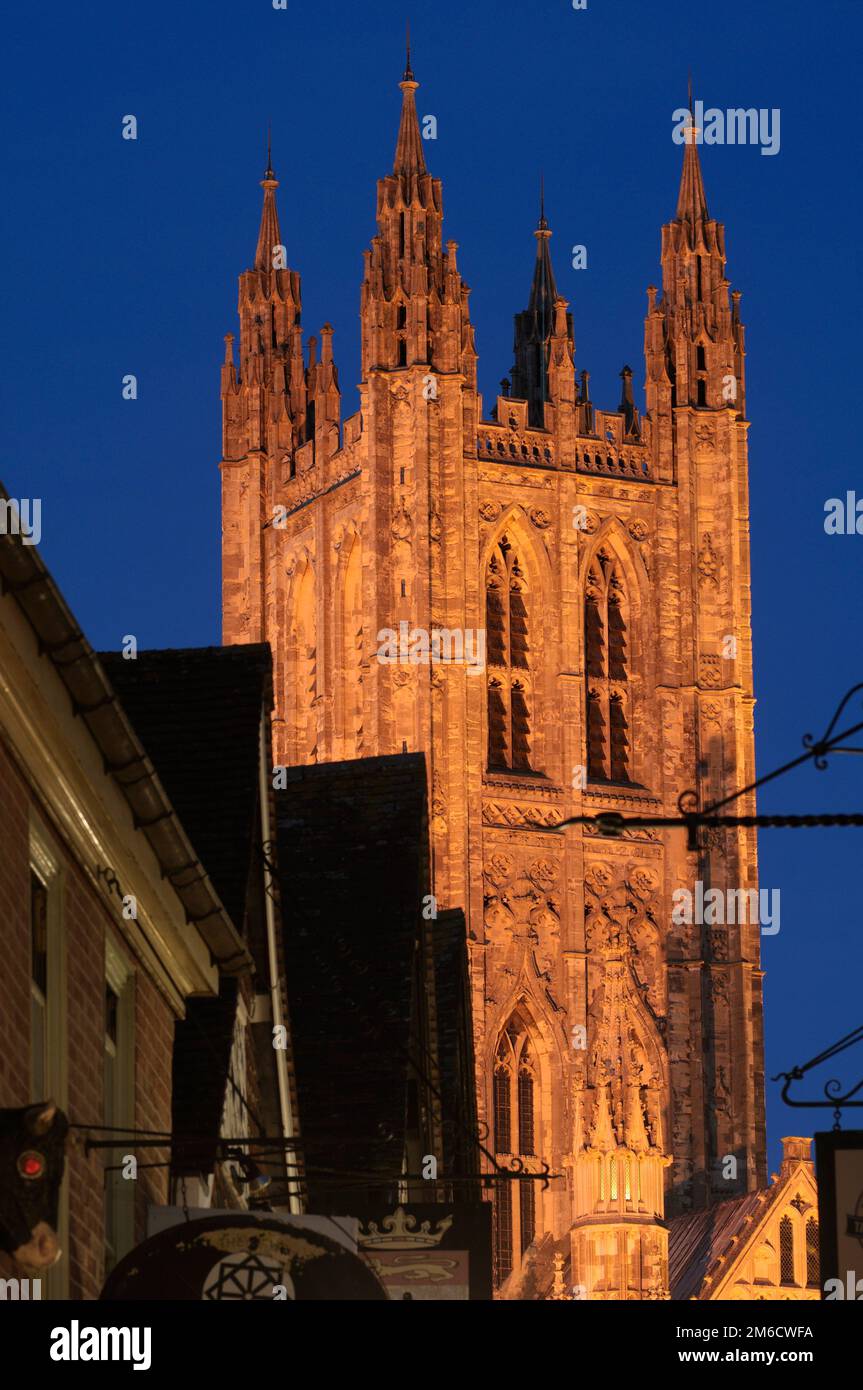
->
xmin=105 ymin=983 xmax=119 ymax=1047
xmin=519 ymin=1180 xmax=535 ymax=1255
xmin=779 ymin=1216 xmax=795 ymax=1284
xmin=494 ymin=1184 xmax=513 ymax=1286
xmin=30 ymin=872 xmax=48 ymax=995
xmin=518 ymin=1068 xmax=534 ymax=1155
xmin=494 ymin=1066 xmax=511 ymax=1154
xmin=805 ymin=1219 xmax=819 ymax=1288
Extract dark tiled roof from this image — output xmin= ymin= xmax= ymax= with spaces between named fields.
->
xmin=668 ymin=1190 xmax=768 ymax=1300
xmin=274 ymin=754 xmax=430 ymax=1204
xmin=99 ymin=644 xmax=272 ymax=934
xmin=98 ymin=644 xmax=273 ymax=1174
xmin=432 ymin=909 xmax=477 ymax=1177
xmin=170 ymin=978 xmax=239 ymax=1175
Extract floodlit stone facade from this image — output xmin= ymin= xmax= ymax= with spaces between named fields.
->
xmin=220 ymin=59 xmax=768 ymax=1299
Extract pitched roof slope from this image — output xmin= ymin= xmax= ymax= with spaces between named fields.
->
xmin=668 ymin=1191 xmax=766 ymax=1300
xmin=274 ymin=753 xmax=430 ymax=1202
xmin=100 ymin=644 xmax=274 ymax=1172
xmin=100 ymin=644 xmax=272 ymax=934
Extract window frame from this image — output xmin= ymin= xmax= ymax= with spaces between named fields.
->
xmin=28 ymin=816 xmax=68 ymax=1299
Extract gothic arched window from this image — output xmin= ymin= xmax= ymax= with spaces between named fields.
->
xmin=486 ymin=536 xmax=535 ymax=772
xmin=492 ymin=1017 xmax=540 ymax=1285
xmin=779 ymin=1216 xmax=795 ymax=1285
xmin=805 ymin=1218 xmax=819 ymax=1288
xmin=585 ymin=548 xmax=631 ymax=783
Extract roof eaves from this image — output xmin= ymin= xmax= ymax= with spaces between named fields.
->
xmin=0 ymin=488 xmax=252 ymax=977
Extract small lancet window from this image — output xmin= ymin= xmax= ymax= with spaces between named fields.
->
xmin=492 ymin=1016 xmax=540 ymax=1285
xmin=805 ymin=1219 xmax=819 ymax=1287
xmin=779 ymin=1216 xmax=795 ymax=1285
xmin=584 ymin=549 xmax=632 ymax=783
xmin=486 ymin=537 xmax=536 ymax=773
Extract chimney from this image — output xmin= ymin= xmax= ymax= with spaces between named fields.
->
xmin=780 ymin=1136 xmax=814 ymax=1177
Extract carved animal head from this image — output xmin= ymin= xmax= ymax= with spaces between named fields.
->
xmin=0 ymin=1103 xmax=69 ymax=1271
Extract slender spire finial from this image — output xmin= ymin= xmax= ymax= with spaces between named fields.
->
xmin=255 ymin=125 xmax=282 ymax=269
xmin=539 ymin=171 xmax=546 ymax=228
xmin=676 ymin=72 xmax=709 ymax=223
xmin=394 ymin=25 xmax=425 ymax=174
xmin=404 ymin=20 xmax=414 ymax=81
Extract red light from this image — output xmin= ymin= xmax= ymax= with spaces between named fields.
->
xmin=18 ymin=1151 xmax=45 ymax=1180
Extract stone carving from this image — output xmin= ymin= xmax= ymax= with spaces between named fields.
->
xmin=698 ymin=533 xmax=720 ymax=587
xmin=584 ymin=863 xmax=664 ymax=1017
xmin=699 ymin=657 xmax=721 ymax=688
xmin=707 ymin=970 xmax=729 ymax=1006
xmin=478 ymin=468 xmax=554 ymax=490
xmin=391 ymin=497 xmax=413 ymax=545
xmin=481 ymin=854 xmax=561 ymax=945
xmin=482 ymin=801 xmax=564 ymax=830
xmin=431 ymin=770 xmax=447 ymax=836
xmin=479 ymin=500 xmax=502 ymax=523
xmin=529 ymin=507 xmax=551 ymax=529
xmin=708 ymin=925 xmax=728 ymax=960
xmin=627 ymin=519 xmax=649 ymax=542
xmin=713 ymin=1066 xmax=732 ymax=1118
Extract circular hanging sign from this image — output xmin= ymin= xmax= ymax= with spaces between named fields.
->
xmin=100 ymin=1214 xmax=388 ymax=1301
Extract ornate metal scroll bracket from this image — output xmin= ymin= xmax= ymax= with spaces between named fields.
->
xmin=772 ymin=1023 xmax=863 ymax=1130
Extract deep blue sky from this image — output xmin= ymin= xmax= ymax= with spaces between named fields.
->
xmin=3 ymin=0 xmax=861 ymax=1176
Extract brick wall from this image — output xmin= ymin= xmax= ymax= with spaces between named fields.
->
xmin=0 ymin=740 xmax=31 ymax=1107
xmin=0 ymin=734 xmax=176 ymax=1298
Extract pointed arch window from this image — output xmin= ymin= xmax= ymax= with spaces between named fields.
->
xmin=805 ymin=1218 xmax=819 ymax=1288
xmin=492 ymin=1016 xmax=540 ymax=1286
xmin=779 ymin=1215 xmax=795 ymax=1285
xmin=585 ymin=548 xmax=632 ymax=783
xmin=486 ymin=536 xmax=535 ymax=772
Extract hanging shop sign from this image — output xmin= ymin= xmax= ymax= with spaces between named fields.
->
xmin=99 ymin=1213 xmax=387 ymax=1301
xmin=352 ymin=1202 xmax=492 ymax=1301
xmin=815 ymin=1130 xmax=863 ymax=1300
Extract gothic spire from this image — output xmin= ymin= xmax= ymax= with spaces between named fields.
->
xmin=510 ymin=190 xmax=567 ymax=427
xmin=254 ymin=150 xmax=282 ymax=272
xmin=393 ymin=45 xmax=427 ymax=177
xmin=528 ymin=181 xmax=558 ymax=328
xmin=675 ymin=81 xmax=709 ymax=227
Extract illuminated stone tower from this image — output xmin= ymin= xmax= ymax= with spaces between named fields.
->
xmin=220 ymin=63 xmax=765 ymax=1298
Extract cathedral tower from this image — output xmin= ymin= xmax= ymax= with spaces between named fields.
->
xmin=220 ymin=67 xmax=765 ymax=1298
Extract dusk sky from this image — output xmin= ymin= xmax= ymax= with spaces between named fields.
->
xmin=3 ymin=0 xmax=861 ymax=1171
